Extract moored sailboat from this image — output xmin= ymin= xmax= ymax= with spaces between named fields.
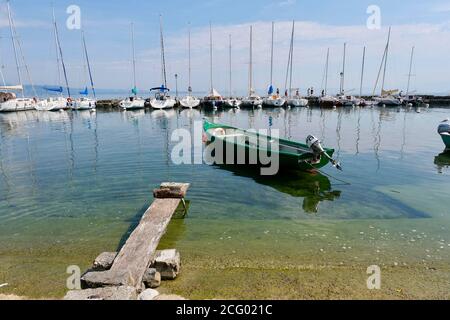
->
xmin=224 ymin=34 xmax=242 ymax=109
xmin=150 ymin=15 xmax=176 ymax=110
xmin=241 ymin=26 xmax=262 ymax=108
xmin=319 ymin=48 xmax=338 ymax=108
xmin=335 ymin=43 xmax=359 ymax=107
xmin=36 ymin=7 xmax=71 ymax=112
xmin=202 ymin=22 xmax=224 ymax=109
xmin=372 ymin=27 xmax=402 ymax=107
xmin=71 ymin=31 xmax=96 ymax=111
xmin=120 ymin=23 xmax=145 ymax=110
xmin=180 ymin=23 xmax=200 ymax=109
xmin=0 ymin=1 xmax=37 ymax=112
xmin=284 ymin=21 xmax=308 ymax=108
xmin=263 ymin=22 xmax=285 ymax=108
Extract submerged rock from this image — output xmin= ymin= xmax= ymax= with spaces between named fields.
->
xmin=64 ymin=286 xmax=138 ymax=300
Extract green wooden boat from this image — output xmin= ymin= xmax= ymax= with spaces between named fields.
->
xmin=441 ymin=133 xmax=450 ymax=150
xmin=203 ymin=120 xmax=341 ymax=172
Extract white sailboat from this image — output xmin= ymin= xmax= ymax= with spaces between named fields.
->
xmin=335 ymin=43 xmax=359 ymax=107
xmin=150 ymin=16 xmax=176 ymax=110
xmin=120 ymin=23 xmax=145 ymax=110
xmin=202 ymin=22 xmax=224 ymax=109
xmin=241 ymin=26 xmax=262 ymax=108
xmin=403 ymin=46 xmax=423 ymax=106
xmin=284 ymin=21 xmax=308 ymax=108
xmin=224 ymin=34 xmax=242 ymax=109
xmin=180 ymin=23 xmax=200 ymax=109
xmin=319 ymin=48 xmax=338 ymax=108
xmin=372 ymin=27 xmax=402 ymax=106
xmin=0 ymin=1 xmax=37 ymax=112
xmin=263 ymin=22 xmax=285 ymax=108
xmin=71 ymin=31 xmax=96 ymax=111
xmin=36 ymin=7 xmax=70 ymax=112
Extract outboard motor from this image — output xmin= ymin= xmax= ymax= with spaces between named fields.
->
xmin=438 ymin=119 xmax=450 ymax=135
xmin=307 ymin=135 xmax=342 ymax=171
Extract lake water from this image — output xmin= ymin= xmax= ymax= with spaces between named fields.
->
xmin=0 ymin=106 xmax=449 ymax=299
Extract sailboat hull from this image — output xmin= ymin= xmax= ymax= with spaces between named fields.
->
xmin=35 ymin=97 xmax=68 ymax=111
xmin=287 ymin=98 xmax=308 ymax=107
xmin=120 ymin=98 xmax=145 ymax=110
xmin=224 ymin=99 xmax=242 ymax=108
xmin=0 ymin=98 xmax=37 ymax=112
xmin=263 ymin=97 xmax=286 ymax=108
xmin=180 ymin=96 xmax=200 ymax=108
xmin=71 ymin=98 xmax=96 ymax=110
xmin=150 ymin=98 xmax=176 ymax=109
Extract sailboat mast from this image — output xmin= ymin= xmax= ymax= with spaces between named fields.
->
xmin=270 ymin=21 xmax=274 ymax=88
xmin=53 ymin=7 xmax=71 ymax=97
xmin=131 ymin=23 xmax=137 ymax=96
xmin=406 ymin=46 xmax=415 ymax=96
xmin=229 ymin=34 xmax=232 ymax=98
xmin=289 ymin=21 xmax=295 ymax=97
xmin=209 ymin=22 xmax=213 ymax=94
xmin=188 ymin=23 xmax=192 ymax=94
xmin=159 ymin=15 xmax=167 ymax=89
xmin=340 ymin=43 xmax=346 ymax=95
xmin=7 ymin=0 xmax=23 ymax=97
xmin=82 ymin=31 xmax=96 ymax=98
xmin=324 ymin=48 xmax=330 ymax=95
xmin=359 ymin=46 xmax=366 ymax=98
xmin=0 ymin=32 xmax=6 ymax=88
xmin=381 ymin=27 xmax=391 ymax=95
xmin=248 ymin=26 xmax=253 ymax=96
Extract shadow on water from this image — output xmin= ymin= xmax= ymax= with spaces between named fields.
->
xmin=434 ymin=151 xmax=450 ymax=174
xmin=214 ymin=164 xmax=342 ymax=214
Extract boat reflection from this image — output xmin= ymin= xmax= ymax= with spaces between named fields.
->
xmin=214 ymin=165 xmax=341 ymax=214
xmin=434 ymin=151 xmax=450 ymax=174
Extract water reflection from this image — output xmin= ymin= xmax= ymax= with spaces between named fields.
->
xmin=213 ymin=165 xmax=341 ymax=214
xmin=434 ymin=151 xmax=450 ymax=174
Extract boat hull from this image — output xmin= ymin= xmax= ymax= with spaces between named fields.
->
xmin=71 ymin=99 xmax=96 ymax=110
xmin=120 ymin=98 xmax=145 ymax=110
xmin=0 ymin=98 xmax=37 ymax=112
xmin=286 ymin=98 xmax=308 ymax=107
xmin=35 ymin=98 xmax=68 ymax=111
xmin=180 ymin=96 xmax=200 ymax=108
xmin=224 ymin=99 xmax=242 ymax=108
xmin=150 ymin=98 xmax=176 ymax=109
xmin=441 ymin=133 xmax=450 ymax=150
xmin=263 ymin=97 xmax=286 ymax=108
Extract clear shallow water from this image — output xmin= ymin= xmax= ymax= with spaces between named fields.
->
xmin=0 ymin=106 xmax=449 ymax=299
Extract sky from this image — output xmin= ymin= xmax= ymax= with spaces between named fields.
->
xmin=0 ymin=0 xmax=450 ymax=95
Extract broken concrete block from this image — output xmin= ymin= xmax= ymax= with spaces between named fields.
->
xmin=143 ymin=268 xmax=161 ymax=289
xmin=64 ymin=286 xmax=138 ymax=300
xmin=92 ymin=252 xmax=117 ymax=271
xmin=138 ymin=289 xmax=160 ymax=301
xmin=151 ymin=249 xmax=180 ymax=280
